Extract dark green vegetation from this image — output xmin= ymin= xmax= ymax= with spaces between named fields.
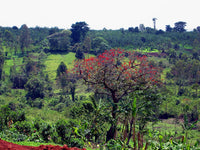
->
xmin=0 ymin=21 xmax=200 ymax=149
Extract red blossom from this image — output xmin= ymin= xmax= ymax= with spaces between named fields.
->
xmin=73 ymin=49 xmax=161 ymax=101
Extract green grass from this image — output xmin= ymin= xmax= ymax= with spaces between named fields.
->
xmin=161 ymin=67 xmax=171 ymax=81
xmin=4 ymin=57 xmax=23 ymax=76
xmin=11 ymin=140 xmax=59 ymax=147
xmin=44 ymin=52 xmax=76 ymax=80
xmin=184 ymin=44 xmax=193 ymax=50
xmin=44 ymin=52 xmax=94 ymax=81
xmin=126 ymin=48 xmax=160 ymax=53
xmin=25 ymin=106 xmax=66 ymax=122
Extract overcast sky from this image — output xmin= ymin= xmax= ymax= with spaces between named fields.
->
xmin=0 ymin=0 xmax=199 ymax=30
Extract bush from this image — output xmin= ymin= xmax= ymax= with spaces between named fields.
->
xmin=32 ymin=98 xmax=44 ymax=109
xmin=33 ymin=118 xmax=43 ymax=131
xmin=40 ymin=123 xmax=53 ymax=142
xmin=105 ymin=139 xmax=122 ymax=150
xmin=10 ymin=111 xmax=26 ymax=123
xmin=55 ymin=119 xmax=70 ymax=142
xmin=54 ymin=103 xmax=65 ymax=112
xmin=48 ymin=98 xmax=60 ymax=107
xmin=28 ymin=131 xmax=44 ymax=143
xmin=14 ymin=121 xmax=33 ymax=135
xmin=25 ymin=76 xmax=45 ymax=100
xmin=0 ymin=129 xmax=28 ymax=142
xmin=69 ymin=138 xmax=85 ymax=148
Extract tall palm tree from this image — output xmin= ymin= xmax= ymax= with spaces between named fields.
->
xmin=152 ymin=18 xmax=157 ymax=30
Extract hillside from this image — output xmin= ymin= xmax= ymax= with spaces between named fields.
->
xmin=0 ymin=23 xmax=200 ymax=149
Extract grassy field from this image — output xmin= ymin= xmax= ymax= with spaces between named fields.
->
xmin=44 ymin=52 xmax=94 ymax=80
xmin=44 ymin=52 xmax=75 ymax=80
xmin=25 ymin=106 xmax=67 ymax=122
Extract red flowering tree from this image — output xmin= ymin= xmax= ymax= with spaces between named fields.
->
xmin=73 ymin=49 xmax=161 ymax=141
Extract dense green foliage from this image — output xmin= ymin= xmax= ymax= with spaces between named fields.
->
xmin=0 ymin=21 xmax=200 ymax=149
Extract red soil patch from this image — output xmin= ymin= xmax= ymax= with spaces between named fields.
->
xmin=0 ymin=138 xmax=86 ymax=150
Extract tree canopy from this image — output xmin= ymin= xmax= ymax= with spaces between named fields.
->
xmin=71 ymin=22 xmax=89 ymax=44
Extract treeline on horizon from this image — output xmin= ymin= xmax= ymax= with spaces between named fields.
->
xmin=0 ymin=21 xmax=200 ymax=57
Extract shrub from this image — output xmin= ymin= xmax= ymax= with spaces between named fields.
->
xmin=69 ymin=138 xmax=85 ymax=148
xmin=0 ymin=129 xmax=28 ymax=142
xmin=54 ymin=103 xmax=65 ymax=112
xmin=55 ymin=119 xmax=70 ymax=142
xmin=32 ymin=98 xmax=44 ymax=109
xmin=10 ymin=111 xmax=26 ymax=123
xmin=48 ymin=98 xmax=60 ymax=107
xmin=40 ymin=123 xmax=53 ymax=142
xmin=25 ymin=76 xmax=45 ymax=100
xmin=14 ymin=121 xmax=33 ymax=135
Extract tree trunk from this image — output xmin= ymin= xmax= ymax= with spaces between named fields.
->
xmin=70 ymin=85 xmax=76 ymax=102
xmin=106 ymin=99 xmax=118 ymax=142
xmin=126 ymin=117 xmax=133 ymax=145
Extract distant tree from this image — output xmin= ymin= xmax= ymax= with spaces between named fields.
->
xmin=192 ymin=52 xmax=199 ymax=60
xmin=128 ymin=27 xmax=134 ymax=32
xmin=82 ymin=36 xmax=91 ymax=53
xmin=134 ymin=27 xmax=139 ymax=33
xmin=152 ymin=18 xmax=157 ymax=30
xmin=141 ymin=37 xmax=146 ymax=43
xmin=174 ymin=21 xmax=187 ymax=32
xmin=174 ymin=44 xmax=180 ymax=50
xmin=49 ymin=27 xmax=59 ymax=35
xmin=166 ymin=25 xmax=173 ymax=32
xmin=3 ymin=30 xmax=16 ymax=55
xmin=192 ymin=83 xmax=199 ymax=97
xmin=49 ymin=39 xmax=58 ymax=51
xmin=193 ymin=39 xmax=200 ymax=50
xmin=168 ymin=49 xmax=177 ymax=64
xmin=10 ymin=64 xmax=23 ymax=89
xmin=57 ymin=30 xmax=71 ymax=51
xmin=120 ymin=28 xmax=125 ymax=34
xmin=12 ymin=26 xmax=18 ymax=30
xmin=4 ymin=30 xmax=14 ymax=43
xmin=69 ymin=83 xmax=76 ymax=102
xmin=0 ymin=47 xmax=4 ymax=80
xmin=25 ymin=76 xmax=45 ymax=100
xmin=57 ymin=61 xmax=67 ymax=77
xmin=156 ymin=29 xmax=164 ymax=35
xmin=70 ymin=22 xmax=89 ymax=44
xmin=75 ymin=45 xmax=85 ymax=60
xmin=19 ymin=24 xmax=31 ymax=54
xmin=48 ymin=30 xmax=71 ymax=52
xmin=92 ymin=37 xmax=110 ymax=54
xmin=56 ymin=62 xmax=68 ymax=96
xmin=146 ymin=27 xmax=155 ymax=33
xmin=24 ymin=58 xmax=37 ymax=77
xmin=197 ymin=26 xmax=200 ymax=33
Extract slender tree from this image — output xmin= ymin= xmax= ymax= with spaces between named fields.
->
xmin=75 ymin=44 xmax=85 ymax=60
xmin=0 ymin=46 xmax=4 ymax=80
xmin=19 ymin=24 xmax=31 ymax=55
xmin=152 ymin=18 xmax=157 ymax=30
